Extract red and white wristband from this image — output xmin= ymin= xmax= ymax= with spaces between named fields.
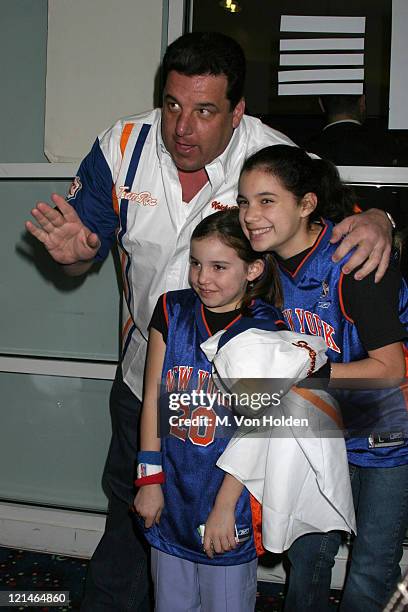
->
xmin=134 ymin=451 xmax=165 ymax=487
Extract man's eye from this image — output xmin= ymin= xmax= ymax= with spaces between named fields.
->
xmin=214 ymin=265 xmax=225 ymax=271
xmin=168 ymin=102 xmax=180 ymax=112
xmin=198 ymin=108 xmax=211 ymax=116
xmin=190 ymin=260 xmax=200 ymax=267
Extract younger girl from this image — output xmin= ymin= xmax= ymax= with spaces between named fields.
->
xmin=133 ymin=209 xmax=286 ymax=612
xmin=232 ymin=145 xmax=408 ymax=611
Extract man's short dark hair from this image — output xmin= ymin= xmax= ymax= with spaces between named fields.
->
xmin=162 ymin=32 xmax=246 ymax=109
xmin=320 ymin=95 xmax=362 ymax=118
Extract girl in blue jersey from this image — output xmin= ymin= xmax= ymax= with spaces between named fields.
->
xmin=133 ymin=209 xmax=287 ymax=612
xmin=234 ymin=145 xmax=408 ymax=611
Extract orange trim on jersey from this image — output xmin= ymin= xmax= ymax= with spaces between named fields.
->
xmin=290 ymin=220 xmax=328 ymax=278
xmin=275 ymin=319 xmax=287 ymax=328
xmin=122 ymin=316 xmax=133 ymax=341
xmin=162 ymin=293 xmax=169 ymax=328
xmin=120 ymin=123 xmax=135 ymax=156
xmin=201 ymin=305 xmax=242 ymax=335
xmin=292 ymin=387 xmax=344 ymax=429
xmin=338 ymin=273 xmax=354 ymax=323
xmin=250 ymin=494 xmax=265 ymax=556
xmin=201 ymin=304 xmax=212 ymax=336
xmin=353 ymin=203 xmax=362 ymax=214
xmin=404 ymin=346 xmax=408 ymax=378
xmin=224 ymin=313 xmax=242 ymax=331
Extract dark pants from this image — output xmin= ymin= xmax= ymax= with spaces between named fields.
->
xmin=80 ymin=366 xmax=150 ymax=612
xmin=340 ymin=463 xmax=408 ymax=611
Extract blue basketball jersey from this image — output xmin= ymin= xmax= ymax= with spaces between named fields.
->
xmin=278 ymin=219 xmax=408 ymax=467
xmin=143 ymin=289 xmax=284 ymax=564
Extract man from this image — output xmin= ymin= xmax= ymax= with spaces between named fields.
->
xmin=306 ymin=94 xmax=395 ymax=166
xmin=26 ymin=32 xmax=394 ymax=612
xmin=306 ymin=93 xmax=403 ymax=234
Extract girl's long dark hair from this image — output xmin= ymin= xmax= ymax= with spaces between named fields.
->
xmin=191 ymin=209 xmax=283 ymax=313
xmin=241 ymin=145 xmax=354 ymax=223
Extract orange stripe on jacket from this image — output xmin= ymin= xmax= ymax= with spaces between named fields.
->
xmin=112 ymin=185 xmax=119 ymax=216
xmin=121 ymin=251 xmax=129 ymax=302
xmin=250 ymin=494 xmax=265 ymax=556
xmin=120 ymin=123 xmax=135 ymax=155
xmin=111 ymin=123 xmax=135 ymax=215
xmin=122 ymin=316 xmax=133 ymax=342
xmin=292 ymin=387 xmax=344 ymax=429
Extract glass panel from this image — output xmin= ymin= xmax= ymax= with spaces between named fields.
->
xmin=0 ymin=372 xmax=112 ymax=511
xmin=2 ymin=181 xmax=119 ymax=360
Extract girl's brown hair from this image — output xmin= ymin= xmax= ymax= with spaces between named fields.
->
xmin=191 ymin=209 xmax=283 ymax=313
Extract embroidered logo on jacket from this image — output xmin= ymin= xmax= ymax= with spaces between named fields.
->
xmin=67 ymin=176 xmax=82 ymax=200
xmin=211 ymin=201 xmax=237 ymax=211
xmin=118 ymin=186 xmax=157 ymax=206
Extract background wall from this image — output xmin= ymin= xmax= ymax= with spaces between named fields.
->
xmin=0 ymin=0 xmax=166 ymax=512
xmin=0 ymin=0 xmax=48 ymax=162
xmin=45 ymin=0 xmax=163 ymax=162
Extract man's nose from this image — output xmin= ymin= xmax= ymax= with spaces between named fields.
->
xmin=175 ymin=112 xmax=193 ymax=137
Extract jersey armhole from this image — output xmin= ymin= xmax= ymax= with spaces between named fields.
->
xmin=338 ymin=272 xmax=354 ymax=324
xmin=162 ymin=293 xmax=169 ymax=330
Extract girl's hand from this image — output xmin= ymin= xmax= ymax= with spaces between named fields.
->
xmin=134 ymin=484 xmax=164 ymax=528
xmin=203 ymin=505 xmax=237 ymax=559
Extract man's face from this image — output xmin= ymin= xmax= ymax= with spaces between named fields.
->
xmin=161 ymin=71 xmax=245 ymax=172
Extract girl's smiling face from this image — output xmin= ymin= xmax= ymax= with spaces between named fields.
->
xmin=237 ymin=168 xmax=316 ymax=259
xmin=189 ymin=235 xmax=263 ymax=313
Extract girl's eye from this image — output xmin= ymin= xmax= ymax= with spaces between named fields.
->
xmin=214 ymin=265 xmax=225 ymax=271
xmin=237 ymin=199 xmax=248 ymax=208
xmin=261 ymin=198 xmax=274 ymax=205
xmin=190 ymin=260 xmax=200 ymax=268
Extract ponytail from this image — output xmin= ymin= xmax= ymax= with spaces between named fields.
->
xmin=241 ymin=253 xmax=283 ymax=314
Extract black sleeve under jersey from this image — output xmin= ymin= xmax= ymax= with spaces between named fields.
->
xmin=341 ymin=261 xmax=407 ymax=351
xmin=149 ymin=295 xmax=168 ymax=343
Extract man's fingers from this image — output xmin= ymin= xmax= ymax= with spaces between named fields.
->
xmin=329 ymin=217 xmax=353 ymax=245
xmin=87 ymin=232 xmax=101 ymax=250
xmin=374 ymin=246 xmax=391 ymax=284
xmin=331 ymin=232 xmax=366 ymax=265
xmin=25 ymin=220 xmax=47 ymax=242
xmin=51 ymin=193 xmax=73 ymax=213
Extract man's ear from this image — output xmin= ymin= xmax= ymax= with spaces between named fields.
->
xmin=232 ymin=98 xmax=245 ymax=129
xmin=247 ymin=258 xmax=264 ymax=282
xmin=300 ymin=192 xmax=318 ymax=217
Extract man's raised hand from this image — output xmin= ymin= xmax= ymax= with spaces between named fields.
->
xmin=25 ymin=193 xmax=100 ymax=266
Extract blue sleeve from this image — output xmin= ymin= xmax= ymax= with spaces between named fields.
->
xmin=67 ymin=138 xmax=119 ymax=261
